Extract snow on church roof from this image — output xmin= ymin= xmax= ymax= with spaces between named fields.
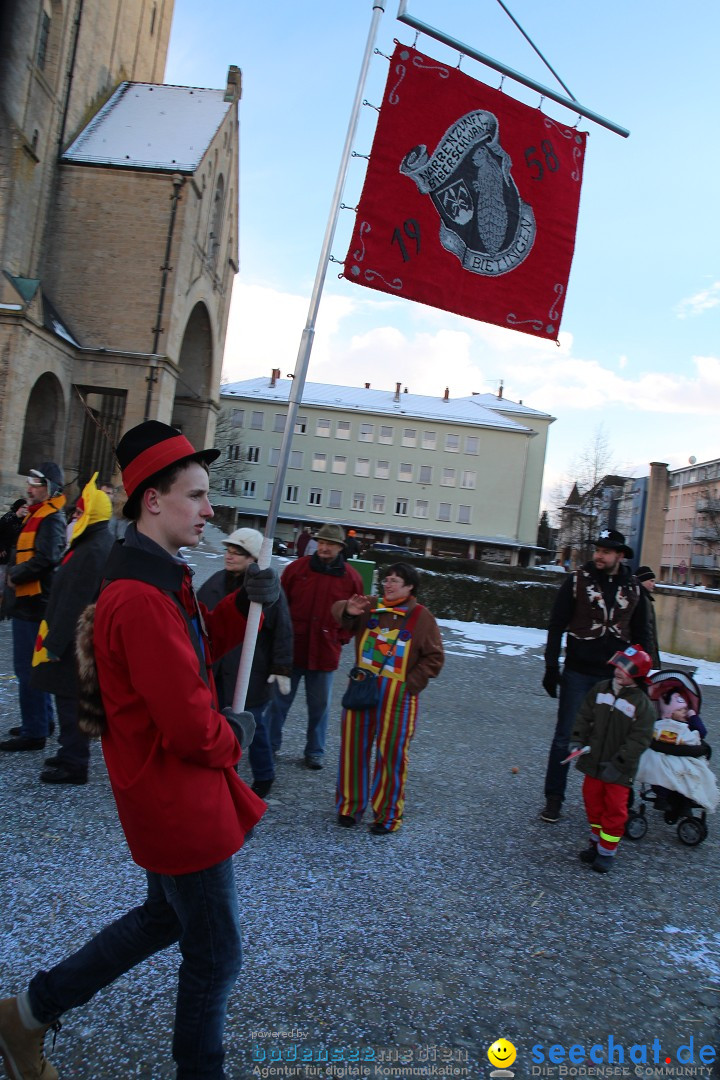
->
xmin=62 ymin=82 xmax=232 ymax=172
xmin=221 ymin=377 xmax=553 ymax=432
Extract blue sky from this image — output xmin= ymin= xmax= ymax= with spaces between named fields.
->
xmin=165 ymin=0 xmax=720 ymax=509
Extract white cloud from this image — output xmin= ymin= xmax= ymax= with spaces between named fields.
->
xmin=676 ymin=281 xmax=720 ymax=319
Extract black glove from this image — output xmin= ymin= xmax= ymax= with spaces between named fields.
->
xmin=244 ymin=562 xmax=280 ymax=605
xmin=599 ymin=760 xmax=622 ymax=784
xmin=542 ymin=666 xmax=560 ymax=698
xmin=223 ymin=707 xmax=256 ymax=750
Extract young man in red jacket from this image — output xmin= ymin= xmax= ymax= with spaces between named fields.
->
xmin=0 ymin=421 xmax=279 ymax=1080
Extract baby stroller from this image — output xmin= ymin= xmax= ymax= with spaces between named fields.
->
xmin=625 ymin=669 xmax=718 ymax=847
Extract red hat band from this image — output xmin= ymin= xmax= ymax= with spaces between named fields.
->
xmin=122 ymin=433 xmax=199 ymax=499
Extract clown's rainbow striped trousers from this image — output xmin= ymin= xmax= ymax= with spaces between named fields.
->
xmin=336 ymin=675 xmax=418 ymax=832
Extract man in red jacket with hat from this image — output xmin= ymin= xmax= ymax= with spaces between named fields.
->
xmin=0 ymin=421 xmax=279 ymax=1080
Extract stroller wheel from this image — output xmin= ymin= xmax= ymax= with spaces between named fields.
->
xmin=625 ymin=813 xmax=648 ymax=840
xmin=677 ymin=817 xmax=706 ymax=846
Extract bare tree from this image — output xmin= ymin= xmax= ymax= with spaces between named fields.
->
xmin=555 ymin=425 xmax=625 ymax=566
xmin=209 ymin=405 xmax=248 ymax=497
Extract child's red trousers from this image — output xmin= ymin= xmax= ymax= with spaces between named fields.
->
xmin=582 ymin=774 xmax=630 ymax=853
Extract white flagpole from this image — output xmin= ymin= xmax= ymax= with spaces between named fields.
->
xmin=232 ymin=0 xmax=387 ymax=714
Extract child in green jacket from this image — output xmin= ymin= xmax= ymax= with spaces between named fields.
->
xmin=569 ymin=645 xmax=656 ymax=874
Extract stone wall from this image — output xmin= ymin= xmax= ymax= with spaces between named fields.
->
xmin=654 ymin=586 xmax=720 ymax=663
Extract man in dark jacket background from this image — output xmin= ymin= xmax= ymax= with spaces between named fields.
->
xmin=539 ymin=528 xmax=652 ymax=823
xmin=1 ymin=462 xmax=66 ymax=752
xmin=30 ymin=474 xmax=114 ymax=785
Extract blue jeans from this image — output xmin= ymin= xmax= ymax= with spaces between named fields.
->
xmin=28 ymin=857 xmax=242 ymax=1079
xmin=268 ymin=668 xmax=334 ymax=762
xmin=543 ymin=668 xmax=599 ymax=802
xmin=54 ymin=693 xmax=90 ymax=772
xmin=247 ymin=703 xmax=274 ymax=782
xmin=12 ymin=618 xmax=54 ymax=738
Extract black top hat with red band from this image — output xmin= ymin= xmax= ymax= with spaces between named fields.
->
xmin=117 ymin=420 xmax=220 ymax=517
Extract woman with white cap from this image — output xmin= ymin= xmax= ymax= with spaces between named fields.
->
xmin=198 ymin=527 xmax=293 ymax=798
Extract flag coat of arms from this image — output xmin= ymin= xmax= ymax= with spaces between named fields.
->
xmin=344 ymin=45 xmax=587 ymax=339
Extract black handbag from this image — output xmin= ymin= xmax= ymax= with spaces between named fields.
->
xmin=341 ymin=666 xmax=380 ymax=710
xmin=341 ymin=610 xmax=411 ymax=711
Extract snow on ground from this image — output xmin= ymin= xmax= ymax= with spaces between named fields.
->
xmin=438 ymin=619 xmax=720 ymax=686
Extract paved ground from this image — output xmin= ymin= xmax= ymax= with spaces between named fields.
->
xmin=1 ymin=524 xmax=720 ymax=1080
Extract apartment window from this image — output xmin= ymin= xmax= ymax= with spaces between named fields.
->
xmin=414 ymin=499 xmax=429 ymax=519
xmin=441 ymin=468 xmax=456 ymax=487
xmin=295 ymin=415 xmax=307 ymax=434
xmin=465 ymin=435 xmax=479 ymax=455
xmin=437 ymin=502 xmax=451 ymax=521
xmin=355 ymin=457 xmax=370 ymax=477
xmin=398 ymin=463 xmax=413 ymax=483
xmin=312 ymin=452 xmax=327 ymax=472
xmin=242 ymin=480 xmax=256 ymax=498
xmin=460 ymin=470 xmax=476 ymax=489
xmin=418 ymin=465 xmax=433 ymax=484
xmin=232 ymin=409 xmax=244 ymax=427
xmin=269 ymin=448 xmax=280 ymax=467
xmin=309 ymin=488 xmax=323 ymax=506
xmin=375 ymin=460 xmax=390 ymax=480
xmin=371 ymin=494 xmax=385 ymax=513
xmin=379 ymin=425 xmax=394 ymax=444
xmin=37 ymin=11 xmax=50 ymax=69
xmin=246 ymin=446 xmax=260 ymax=463
xmin=226 ymin=444 xmax=242 ymax=461
xmin=285 ymin=485 xmax=299 ymax=503
xmin=352 ymin=492 xmax=366 ymax=512
xmin=328 ymin=489 xmax=343 ymax=509
xmin=336 ymin=420 xmax=351 ymax=440
xmin=359 ymin=423 xmax=374 ymax=442
xmin=395 ymin=497 xmax=408 ymax=516
xmin=250 ymin=411 xmax=264 ymax=430
xmin=264 ymin=482 xmax=274 ymax=501
xmin=273 ymin=413 xmax=286 ymax=432
xmin=316 ymin=418 xmax=331 ymax=437
xmin=458 ymin=505 xmax=472 ymax=524
xmin=422 ymin=430 xmax=436 ymax=450
xmin=402 ymin=427 xmax=417 ymax=447
xmin=289 ymin=450 xmax=304 ymax=469
xmin=332 ymin=456 xmax=347 ymax=474
xmin=222 ymin=478 xmax=235 ymax=494
xmin=445 ymin=433 xmax=460 ymax=452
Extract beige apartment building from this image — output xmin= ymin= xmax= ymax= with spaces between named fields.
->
xmin=640 ymin=458 xmax=720 ymax=588
xmin=215 ymin=372 xmax=555 ymax=564
xmin=0 ymin=0 xmax=238 ymax=497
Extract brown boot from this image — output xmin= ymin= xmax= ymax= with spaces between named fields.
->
xmin=0 ymin=997 xmax=58 ymax=1080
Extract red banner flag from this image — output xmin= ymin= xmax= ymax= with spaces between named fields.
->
xmin=343 ymin=45 xmax=587 ymax=339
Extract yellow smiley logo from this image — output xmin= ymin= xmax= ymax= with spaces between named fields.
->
xmin=488 ymin=1039 xmax=517 ymax=1069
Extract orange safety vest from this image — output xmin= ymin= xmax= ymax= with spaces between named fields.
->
xmin=14 ymin=494 xmax=66 ymax=598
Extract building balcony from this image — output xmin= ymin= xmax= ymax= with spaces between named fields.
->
xmin=690 ymin=553 xmax=720 ymax=570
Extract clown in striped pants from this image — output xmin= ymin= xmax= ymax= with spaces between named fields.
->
xmin=336 ymin=675 xmax=418 ymax=833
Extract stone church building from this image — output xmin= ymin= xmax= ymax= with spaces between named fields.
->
xmin=0 ymin=0 xmax=239 ymax=497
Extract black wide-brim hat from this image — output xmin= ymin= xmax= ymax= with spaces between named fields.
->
xmin=594 ymin=527 xmax=633 ymax=559
xmin=117 ymin=421 xmax=220 ymax=517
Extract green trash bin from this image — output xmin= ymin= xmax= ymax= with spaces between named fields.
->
xmin=349 ymin=558 xmax=376 ymax=595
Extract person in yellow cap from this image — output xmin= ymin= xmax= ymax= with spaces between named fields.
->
xmin=29 ymin=474 xmax=114 ymax=785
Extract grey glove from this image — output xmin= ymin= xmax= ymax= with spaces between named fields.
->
xmin=223 ymin=707 xmax=256 ymax=750
xmin=567 ymin=741 xmax=582 ymax=754
xmin=244 ymin=562 xmax=280 ymax=605
xmin=599 ymin=760 xmax=622 ymax=785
